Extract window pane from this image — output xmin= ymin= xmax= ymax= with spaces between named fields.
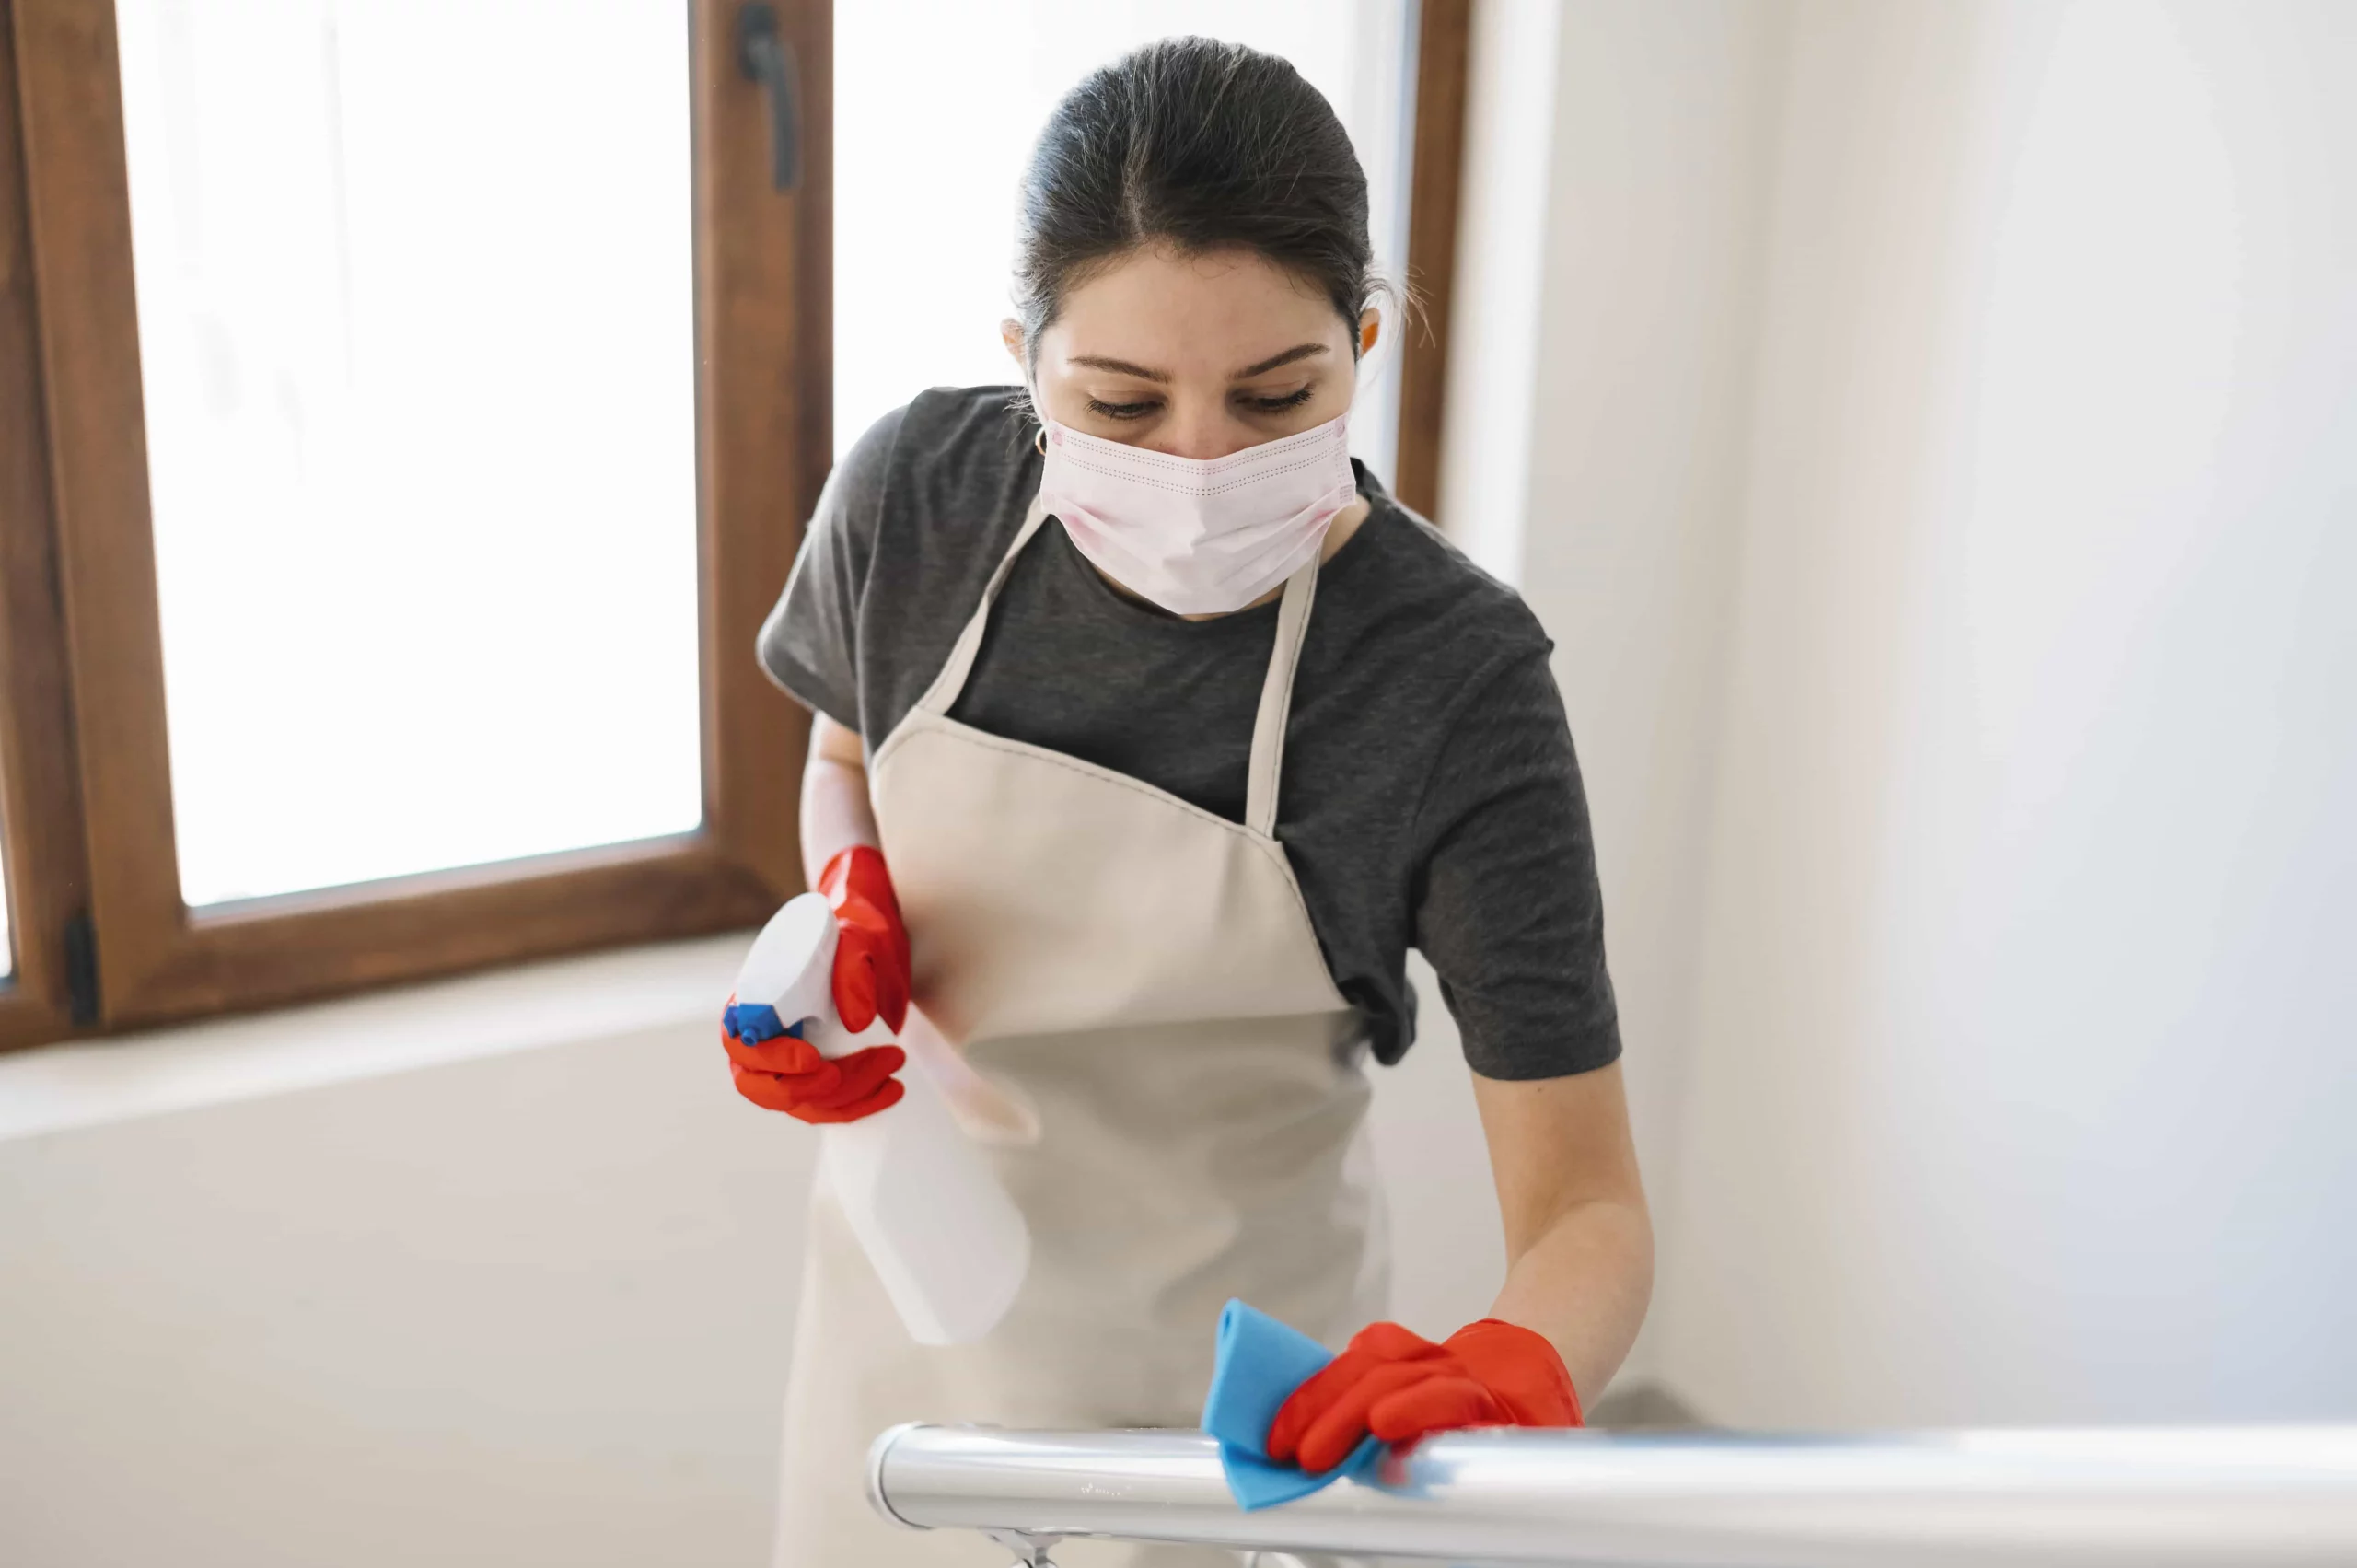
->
xmin=115 ymin=0 xmax=702 ymax=908
xmin=836 ymin=3 xmax=1414 ymax=482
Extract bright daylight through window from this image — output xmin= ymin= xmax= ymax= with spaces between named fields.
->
xmin=113 ymin=0 xmax=703 ymax=908
xmin=834 ymin=0 xmax=1416 ymax=483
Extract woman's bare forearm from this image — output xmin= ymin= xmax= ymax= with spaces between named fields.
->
xmin=1488 ymin=1192 xmax=1653 ymax=1409
xmin=800 ymin=714 xmax=879 ymax=887
xmin=1472 ymin=1063 xmax=1654 ymax=1411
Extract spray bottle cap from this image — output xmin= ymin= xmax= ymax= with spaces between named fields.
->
xmin=731 ymin=894 xmax=837 ymax=1042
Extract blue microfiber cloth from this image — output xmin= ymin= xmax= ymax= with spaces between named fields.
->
xmin=1201 ymin=1299 xmax=1384 ymax=1510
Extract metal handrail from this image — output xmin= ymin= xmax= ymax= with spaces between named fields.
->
xmin=867 ymin=1422 xmax=2357 ymax=1566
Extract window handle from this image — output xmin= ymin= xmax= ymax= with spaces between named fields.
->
xmin=736 ymin=3 xmax=800 ymax=191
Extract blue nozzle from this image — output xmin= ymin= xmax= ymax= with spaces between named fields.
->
xmin=725 ymin=1000 xmax=795 ymax=1044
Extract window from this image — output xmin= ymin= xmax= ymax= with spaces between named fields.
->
xmin=114 ymin=0 xmax=705 ymax=908
xmin=0 ymin=0 xmax=1466 ymax=1049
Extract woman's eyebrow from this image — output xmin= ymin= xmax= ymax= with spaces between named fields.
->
xmin=1235 ymin=343 xmax=1330 ymax=378
xmin=1068 ymin=354 xmax=1171 ymax=383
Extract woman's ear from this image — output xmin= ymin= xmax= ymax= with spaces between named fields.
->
xmin=1359 ymin=308 xmax=1381 ymax=359
xmin=1001 ymin=319 xmax=1026 ymax=366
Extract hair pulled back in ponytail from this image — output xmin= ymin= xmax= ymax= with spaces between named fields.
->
xmin=1012 ymin=37 xmax=1379 ymax=363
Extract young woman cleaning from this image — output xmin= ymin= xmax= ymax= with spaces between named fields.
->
xmin=727 ymin=37 xmax=1652 ymax=1565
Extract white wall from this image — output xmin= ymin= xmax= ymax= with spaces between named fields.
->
xmin=1497 ymin=0 xmax=1792 ymax=1384
xmin=1481 ymin=0 xmax=2357 ymax=1426
xmin=0 ymin=947 xmax=807 ymax=1567
xmin=1654 ymin=0 xmax=2357 ymax=1427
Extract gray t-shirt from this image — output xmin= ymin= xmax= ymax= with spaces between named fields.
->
xmin=759 ymin=387 xmax=1618 ymax=1080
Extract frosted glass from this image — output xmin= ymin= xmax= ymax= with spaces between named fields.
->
xmin=115 ymin=0 xmax=701 ymax=908
xmin=836 ymin=2 xmax=1415 ymax=484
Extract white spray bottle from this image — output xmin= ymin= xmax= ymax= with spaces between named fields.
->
xmin=732 ymin=895 xmax=1029 ymax=1345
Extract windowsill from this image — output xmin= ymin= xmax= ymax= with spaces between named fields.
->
xmin=0 ymin=932 xmax=750 ymax=1144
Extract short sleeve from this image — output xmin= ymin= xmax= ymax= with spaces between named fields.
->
xmin=1411 ymin=649 xmax=1621 ymax=1080
xmin=755 ymin=405 xmax=906 ymax=731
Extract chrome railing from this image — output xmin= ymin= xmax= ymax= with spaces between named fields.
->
xmin=867 ymin=1422 xmax=2357 ymax=1565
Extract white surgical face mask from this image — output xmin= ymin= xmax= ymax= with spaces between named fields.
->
xmin=1038 ymin=412 xmax=1357 ymax=617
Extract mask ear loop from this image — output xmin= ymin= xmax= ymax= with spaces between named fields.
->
xmin=1035 ymin=425 xmax=1048 ymax=457
xmin=1352 ymin=285 xmax=1404 ymax=400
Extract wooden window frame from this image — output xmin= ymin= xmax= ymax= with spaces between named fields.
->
xmin=0 ymin=0 xmax=1468 ymax=1051
xmin=1394 ymin=0 xmax=1471 ymax=522
xmin=0 ymin=2 xmax=91 ymax=1050
xmin=2 ymin=0 xmax=829 ymax=1037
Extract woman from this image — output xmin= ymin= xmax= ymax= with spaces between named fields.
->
xmin=727 ymin=37 xmax=1652 ymax=1566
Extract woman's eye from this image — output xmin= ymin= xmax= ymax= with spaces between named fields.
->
xmin=1244 ymin=387 xmax=1317 ymax=413
xmin=1086 ymin=398 xmax=1160 ymax=421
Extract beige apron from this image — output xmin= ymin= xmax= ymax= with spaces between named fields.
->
xmin=772 ymin=494 xmax=1389 ymax=1567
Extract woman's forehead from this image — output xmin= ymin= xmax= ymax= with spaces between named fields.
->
xmin=1047 ymin=247 xmax=1348 ymax=374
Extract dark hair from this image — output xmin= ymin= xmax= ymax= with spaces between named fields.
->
xmin=1012 ymin=37 xmax=1379 ymax=366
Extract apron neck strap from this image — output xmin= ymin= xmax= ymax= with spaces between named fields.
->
xmin=914 ymin=489 xmax=1320 ymax=839
xmin=912 ymin=492 xmax=1055 ymax=719
xmin=1245 ymin=557 xmax=1318 ymax=837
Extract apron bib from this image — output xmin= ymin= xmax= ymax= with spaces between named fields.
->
xmin=772 ymin=495 xmax=1388 ymax=1568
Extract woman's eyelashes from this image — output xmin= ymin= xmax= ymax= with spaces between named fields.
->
xmin=1080 ymin=386 xmax=1320 ymax=422
xmin=1242 ymin=386 xmax=1317 ymax=413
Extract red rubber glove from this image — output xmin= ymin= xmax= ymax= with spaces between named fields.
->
xmin=815 ymin=844 xmax=911 ymax=1036
xmin=722 ymin=845 xmax=913 ymax=1124
xmin=722 ymin=998 xmax=906 ymax=1123
xmin=1267 ymin=1318 xmax=1584 ymax=1475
